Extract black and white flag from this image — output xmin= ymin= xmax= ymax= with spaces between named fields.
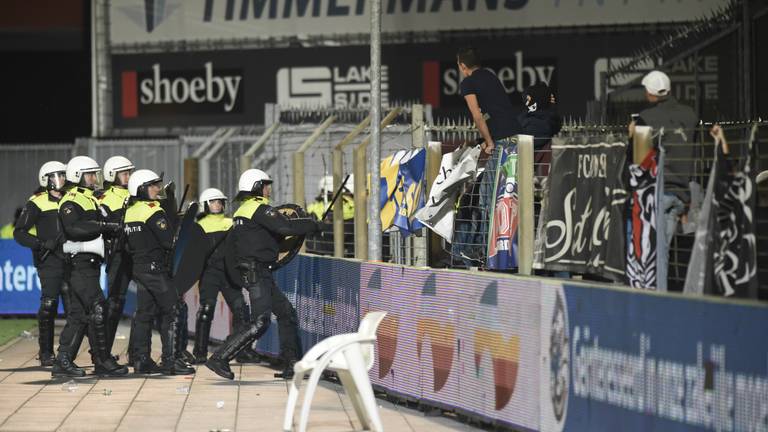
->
xmin=685 ymin=127 xmax=758 ymax=298
xmin=534 ymin=138 xmax=628 ymax=281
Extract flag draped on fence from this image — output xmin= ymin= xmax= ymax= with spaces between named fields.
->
xmin=626 ymin=149 xmax=659 ymax=289
xmin=414 ymin=145 xmax=481 ymax=242
xmin=534 ymin=138 xmax=628 ymax=281
xmin=380 ymin=149 xmax=427 ymax=235
xmin=684 ymin=127 xmax=758 ymax=298
xmin=486 ymin=145 xmax=520 ymax=270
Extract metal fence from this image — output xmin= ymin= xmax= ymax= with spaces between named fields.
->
xmin=0 ymin=144 xmax=74 ymax=227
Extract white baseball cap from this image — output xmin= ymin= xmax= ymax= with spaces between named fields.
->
xmin=641 ymin=70 xmax=671 ymax=97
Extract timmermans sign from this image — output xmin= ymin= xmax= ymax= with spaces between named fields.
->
xmin=111 ymin=0 xmax=729 ymax=45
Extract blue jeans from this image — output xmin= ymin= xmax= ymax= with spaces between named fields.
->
xmin=656 ymin=193 xmax=685 ymax=291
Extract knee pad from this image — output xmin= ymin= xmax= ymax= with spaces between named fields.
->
xmin=90 ymin=300 xmax=107 ymax=325
xmin=252 ymin=312 xmax=271 ymax=332
xmin=38 ymin=297 xmax=58 ymax=320
xmin=197 ymin=303 xmax=215 ymax=323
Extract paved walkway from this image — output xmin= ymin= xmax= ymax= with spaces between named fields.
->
xmin=0 ymin=322 xmax=479 ymax=432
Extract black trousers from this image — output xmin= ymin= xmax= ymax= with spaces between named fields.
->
xmin=132 ymin=269 xmax=178 ymax=360
xmin=199 ymin=264 xmax=248 ymax=332
xmin=245 ymin=266 xmax=300 ymax=360
xmin=56 ymin=258 xmax=104 ymax=357
xmin=38 ymin=256 xmax=68 ymax=301
xmin=105 ymin=251 xmax=132 ymax=350
xmin=37 ymin=256 xmax=69 ymax=355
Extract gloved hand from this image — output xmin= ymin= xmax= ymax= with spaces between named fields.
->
xmin=100 ymin=222 xmax=122 ymax=234
xmin=41 ymin=238 xmax=59 ymax=251
xmin=313 ymin=220 xmax=326 ymax=233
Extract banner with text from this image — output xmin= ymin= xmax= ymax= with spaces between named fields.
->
xmin=110 ymin=0 xmax=728 ymax=44
xmin=111 ymin=34 xmax=734 ymax=129
xmin=534 ymin=139 xmax=628 ymax=281
xmin=0 ymin=240 xmax=106 ymax=315
xmin=540 ymin=283 xmax=768 ymax=432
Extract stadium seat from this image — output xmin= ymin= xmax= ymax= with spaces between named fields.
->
xmin=283 ymin=311 xmax=387 ymax=432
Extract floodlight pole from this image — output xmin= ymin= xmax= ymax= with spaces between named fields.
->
xmin=368 ymin=0 xmax=383 ymax=261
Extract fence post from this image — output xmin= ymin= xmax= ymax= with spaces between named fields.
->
xmin=333 ymin=116 xmax=372 ymax=257
xmin=293 ymin=116 xmax=336 ymax=209
xmin=517 ymin=134 xmax=534 ymax=275
xmin=240 ymin=122 xmax=280 ymax=175
xmin=410 ymin=104 xmax=427 ymax=266
xmin=353 ymin=108 xmax=402 ymax=260
xmin=633 ymin=125 xmax=653 ymax=164
xmin=426 ymin=140 xmax=442 ymax=266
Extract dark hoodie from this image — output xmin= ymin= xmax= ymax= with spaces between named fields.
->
xmin=517 ymin=82 xmax=562 ymax=150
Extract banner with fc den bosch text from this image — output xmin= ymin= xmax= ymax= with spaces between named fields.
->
xmin=534 ymin=139 xmax=628 ymax=281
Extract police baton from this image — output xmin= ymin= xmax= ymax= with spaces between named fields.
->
xmin=320 ymin=174 xmax=350 ymax=221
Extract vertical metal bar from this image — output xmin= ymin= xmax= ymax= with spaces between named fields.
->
xmin=516 ymin=135 xmax=534 ymax=275
xmin=368 ymin=0 xmax=383 ymax=261
xmin=90 ymin=0 xmax=98 ymax=137
xmin=743 ymin=0 xmax=752 ymax=119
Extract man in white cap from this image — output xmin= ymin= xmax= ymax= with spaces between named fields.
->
xmin=632 ymin=70 xmax=699 ymax=290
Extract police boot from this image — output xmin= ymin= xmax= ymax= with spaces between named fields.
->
xmin=192 ymin=303 xmax=214 ymax=364
xmin=132 ymin=355 xmax=160 ymax=375
xmin=175 ymin=301 xmax=195 ymax=364
xmin=89 ymin=301 xmax=129 ymax=377
xmin=52 ymin=325 xmax=86 ymax=378
xmin=105 ymin=296 xmax=125 ymax=353
xmin=52 ymin=351 xmax=86 ymax=378
xmin=206 ymin=316 xmax=270 ymax=380
xmin=274 ymin=349 xmax=299 ymax=379
xmin=236 ymin=346 xmax=262 ymax=364
xmin=159 ymin=317 xmax=194 ymax=376
xmin=37 ymin=297 xmax=58 ymax=367
xmin=126 ymin=316 xmax=139 ymax=365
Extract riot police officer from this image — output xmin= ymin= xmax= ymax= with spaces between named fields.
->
xmin=206 ymin=169 xmax=321 ymax=380
xmin=124 ymin=169 xmax=194 ymax=375
xmin=98 ymin=156 xmax=135 ymax=356
xmin=52 ymin=156 xmax=128 ymax=377
xmin=190 ymin=188 xmax=254 ymax=364
xmin=14 ymin=161 xmax=70 ymax=367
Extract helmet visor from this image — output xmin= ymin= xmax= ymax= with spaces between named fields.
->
xmin=47 ymin=172 xmax=66 ymax=191
xmin=80 ymin=170 xmax=103 ymax=190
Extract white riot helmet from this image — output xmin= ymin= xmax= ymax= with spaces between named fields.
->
xmin=38 ymin=161 xmax=67 ymax=191
xmin=65 ymin=156 xmax=101 ymax=188
xmin=103 ymin=156 xmax=135 ymax=185
xmin=237 ymin=169 xmax=272 ymax=197
xmin=199 ymin=187 xmax=227 ymax=213
xmin=128 ymin=169 xmax=162 ymax=199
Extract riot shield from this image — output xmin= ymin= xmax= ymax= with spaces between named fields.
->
xmin=171 ymin=202 xmax=199 ymax=280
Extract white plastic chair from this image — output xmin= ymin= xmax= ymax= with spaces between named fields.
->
xmin=283 ymin=311 xmax=387 ymax=432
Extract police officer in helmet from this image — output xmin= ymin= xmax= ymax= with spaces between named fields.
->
xmin=124 ymin=169 xmax=194 ymax=375
xmin=98 ymin=156 xmax=135 ymax=357
xmin=53 ymin=156 xmax=128 ymax=377
xmin=14 ymin=161 xmax=70 ymax=367
xmin=190 ymin=188 xmax=256 ymax=364
xmin=206 ymin=169 xmax=322 ymax=380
